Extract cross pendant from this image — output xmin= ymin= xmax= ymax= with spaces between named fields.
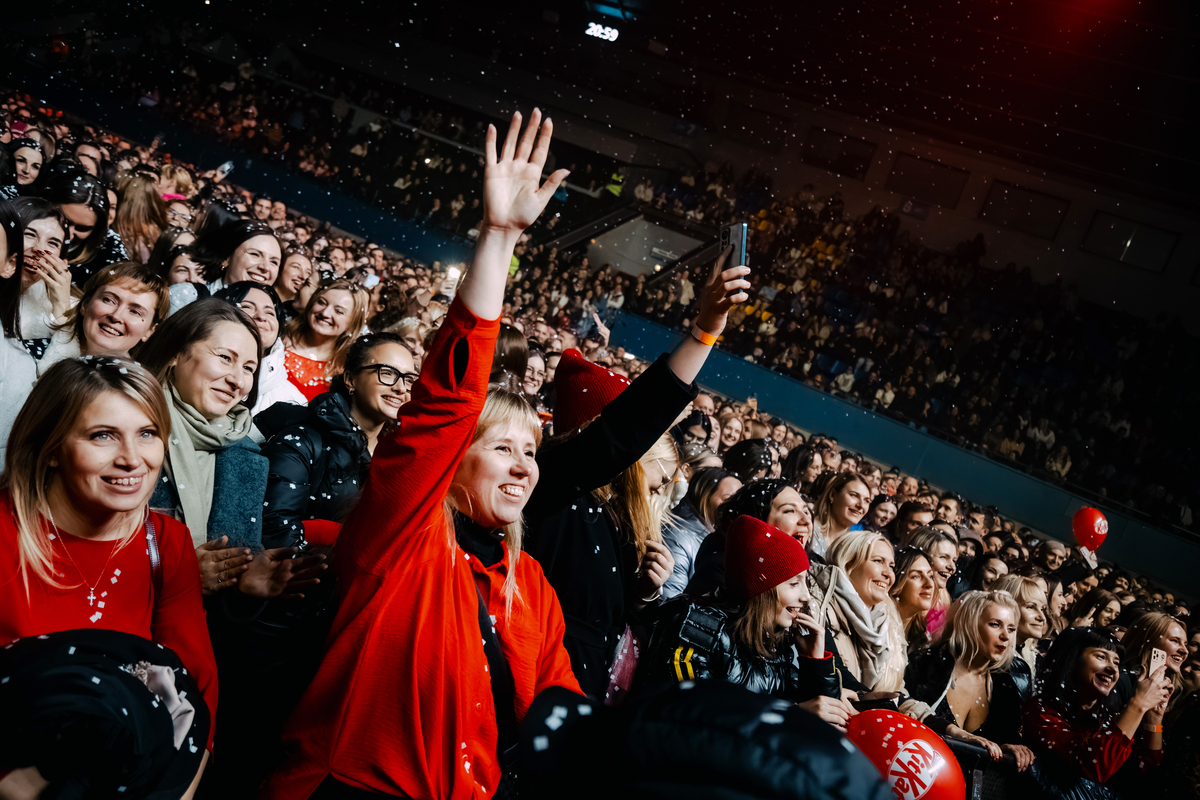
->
xmin=87 ymin=589 xmax=96 ymax=607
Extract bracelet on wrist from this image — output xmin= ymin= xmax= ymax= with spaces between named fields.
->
xmin=690 ymin=323 xmax=717 ymax=347
xmin=639 ymin=587 xmax=663 ymax=603
xmin=1143 ymin=724 xmax=1163 ymax=733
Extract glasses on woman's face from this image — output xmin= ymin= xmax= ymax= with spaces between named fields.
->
xmin=168 ymin=209 xmax=193 ymax=224
xmin=361 ymin=364 xmax=419 ymax=389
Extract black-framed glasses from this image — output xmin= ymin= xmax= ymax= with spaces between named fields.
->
xmin=361 ymin=364 xmax=419 ymax=389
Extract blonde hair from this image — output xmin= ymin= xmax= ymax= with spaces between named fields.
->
xmin=827 ymin=529 xmax=890 ymax=577
xmin=115 ymin=173 xmax=168 ymax=263
xmin=1 ymin=358 xmax=170 ymax=593
xmin=592 ymin=432 xmax=679 ymax=560
xmin=161 ymin=164 xmax=195 ymax=198
xmin=941 ymin=590 xmax=1019 ymax=672
xmin=286 ymin=279 xmax=369 ymax=379
xmin=446 ymin=388 xmax=542 ymax=617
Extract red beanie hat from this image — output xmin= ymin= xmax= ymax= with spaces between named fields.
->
xmin=552 ymin=348 xmax=632 ymax=433
xmin=724 ymin=515 xmax=811 ymax=601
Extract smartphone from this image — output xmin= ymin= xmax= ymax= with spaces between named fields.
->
xmin=720 ymin=222 xmax=749 ymax=269
xmin=216 ymin=160 xmax=235 ymax=177
xmin=1150 ymin=647 xmax=1167 ymax=675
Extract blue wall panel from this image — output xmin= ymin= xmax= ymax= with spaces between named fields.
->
xmin=610 ymin=312 xmax=1199 ymax=596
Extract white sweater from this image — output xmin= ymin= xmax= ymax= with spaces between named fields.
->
xmin=0 ymin=337 xmax=39 ymax=464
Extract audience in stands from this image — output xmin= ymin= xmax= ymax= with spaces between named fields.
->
xmin=0 ymin=52 xmax=1196 ymax=800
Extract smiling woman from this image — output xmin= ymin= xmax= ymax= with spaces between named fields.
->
xmin=283 ymin=278 xmax=368 ymax=401
xmin=0 ymin=357 xmax=218 ymax=791
xmin=192 ymin=218 xmax=282 ymax=292
xmin=39 ymin=262 xmax=169 ymax=372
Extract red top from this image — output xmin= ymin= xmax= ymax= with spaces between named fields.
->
xmin=1023 ymin=700 xmax=1162 ymax=784
xmin=0 ymin=500 xmax=218 ymax=750
xmin=263 ymin=298 xmax=581 ymax=800
xmin=285 ymin=350 xmax=331 ymax=402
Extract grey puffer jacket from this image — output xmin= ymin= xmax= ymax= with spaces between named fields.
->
xmin=661 ymin=499 xmax=709 ymax=599
xmin=637 ymin=596 xmax=842 ymax=704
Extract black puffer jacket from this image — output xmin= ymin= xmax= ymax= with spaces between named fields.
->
xmin=520 ymin=680 xmax=892 ymax=800
xmin=638 ymin=596 xmax=842 ymax=704
xmin=259 ymin=390 xmax=371 ymax=549
xmin=903 ymin=642 xmax=1024 ymax=742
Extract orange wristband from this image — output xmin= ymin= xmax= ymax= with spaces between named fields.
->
xmin=690 ymin=324 xmax=717 ymax=346
xmin=1143 ymin=724 xmax=1163 ymax=733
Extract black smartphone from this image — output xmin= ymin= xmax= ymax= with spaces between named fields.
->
xmin=720 ymin=222 xmax=748 ymax=269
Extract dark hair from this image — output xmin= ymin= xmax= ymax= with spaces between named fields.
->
xmin=193 ymin=219 xmax=278 ymax=283
xmin=0 ymin=198 xmax=25 ymax=339
xmin=491 ymin=323 xmax=528 ymax=389
xmin=213 ymin=281 xmax=286 ymax=349
xmin=193 ymin=199 xmax=241 ymax=239
xmin=964 ymin=553 xmax=1008 ymax=591
xmin=722 ymin=438 xmax=773 ymax=483
xmin=135 ymin=298 xmax=262 ymax=411
xmin=329 ymin=332 xmax=409 ymax=396
xmin=1065 ymin=588 xmax=1122 ymax=628
xmin=367 ymin=279 xmax=407 ymax=331
xmin=35 ymin=163 xmax=110 ymax=265
xmin=714 ymin=478 xmax=792 ymax=536
xmin=1034 ymin=626 xmax=1123 ymax=726
xmin=671 ymin=409 xmax=711 ymax=448
xmin=781 ymin=444 xmax=822 ymax=490
xmin=10 ymin=196 xmax=68 ymax=256
xmin=163 ymin=243 xmax=202 ymax=276
xmin=862 ymin=494 xmax=898 ymax=533
xmin=146 ymin=225 xmax=195 ymax=274
xmin=685 ymin=466 xmax=736 ymax=530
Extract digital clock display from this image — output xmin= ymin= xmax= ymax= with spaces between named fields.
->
xmin=585 ymin=22 xmax=620 ymax=42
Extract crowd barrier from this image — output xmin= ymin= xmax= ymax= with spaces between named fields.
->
xmin=608 ymin=311 xmax=1199 ymax=597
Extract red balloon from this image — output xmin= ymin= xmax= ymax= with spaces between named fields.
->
xmin=845 ymin=709 xmax=965 ymax=800
xmin=1072 ymin=507 xmax=1108 ymax=551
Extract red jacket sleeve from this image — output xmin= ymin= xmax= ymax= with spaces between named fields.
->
xmin=301 ymin=519 xmax=341 ymax=547
xmin=151 ymin=516 xmax=219 ymax=751
xmin=339 ymin=297 xmax=500 ymax=575
xmin=1023 ymin=701 xmax=1158 ymax=784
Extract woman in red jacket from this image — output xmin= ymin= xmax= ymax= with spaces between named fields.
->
xmin=263 ymin=109 xmax=576 ymax=800
xmin=0 ymin=356 xmax=218 ymax=798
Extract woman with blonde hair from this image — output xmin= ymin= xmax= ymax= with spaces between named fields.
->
xmin=264 ymin=108 xmax=580 ymax=800
xmin=991 ymin=574 xmax=1048 ymax=697
xmin=809 ymin=471 xmax=871 ymax=558
xmin=115 ymin=172 xmax=168 ymax=264
xmin=0 ymin=357 xmax=216 ymax=795
xmin=284 ymin=278 xmax=368 ymax=401
xmin=904 ymin=590 xmax=1035 ymax=770
xmin=807 ymin=531 xmax=907 ymax=695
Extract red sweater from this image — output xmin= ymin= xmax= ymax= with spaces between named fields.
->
xmin=263 ymin=298 xmax=580 ymax=800
xmin=0 ymin=501 xmax=218 ymax=751
xmin=1023 ymin=700 xmax=1162 ymax=784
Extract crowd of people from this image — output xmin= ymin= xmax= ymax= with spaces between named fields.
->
xmin=2 ymin=30 xmax=1199 ymax=800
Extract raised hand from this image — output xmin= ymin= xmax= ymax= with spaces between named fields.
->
xmin=694 ymin=245 xmax=751 ymax=337
xmin=482 ymin=109 xmax=570 ymax=236
xmin=26 ymin=248 xmax=74 ymax=321
xmin=458 ymin=109 xmax=569 ymax=322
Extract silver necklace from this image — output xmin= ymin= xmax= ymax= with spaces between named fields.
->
xmin=48 ymin=507 xmax=120 ymax=608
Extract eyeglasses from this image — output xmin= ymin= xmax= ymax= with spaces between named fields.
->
xmin=168 ymin=209 xmax=194 ymax=223
xmin=361 ymin=364 xmax=419 ymax=389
